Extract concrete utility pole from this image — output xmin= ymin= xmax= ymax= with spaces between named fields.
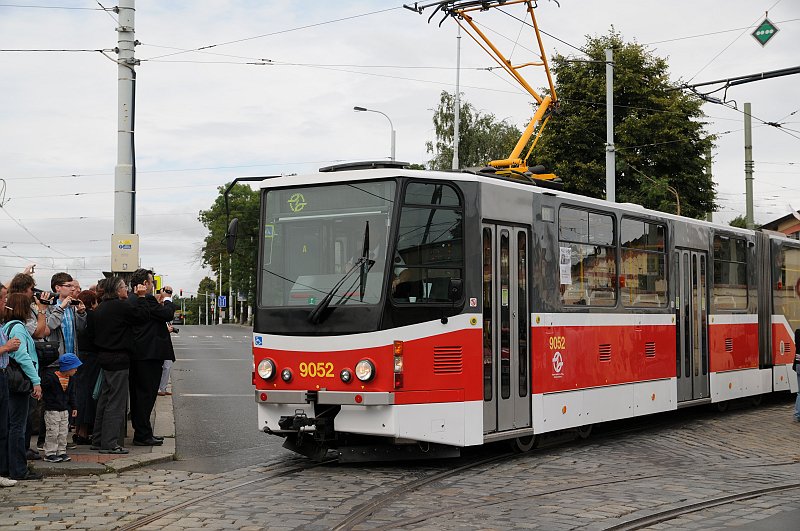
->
xmin=605 ymin=48 xmax=615 ymax=203
xmin=744 ymin=102 xmax=755 ymax=229
xmin=114 ymin=0 xmax=137 ymax=235
xmin=452 ymin=26 xmax=461 ymax=170
xmin=229 ymin=255 xmax=233 ymax=323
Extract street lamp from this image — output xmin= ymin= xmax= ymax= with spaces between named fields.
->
xmin=354 ymin=106 xmax=396 ymax=161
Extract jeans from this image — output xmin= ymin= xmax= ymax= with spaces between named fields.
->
xmin=159 ymin=360 xmax=173 ymax=393
xmin=795 ymin=370 xmax=800 ymax=420
xmin=93 ymin=369 xmax=129 ymax=450
xmin=0 ymin=371 xmax=10 ymax=477
xmin=8 ymin=390 xmax=30 ymax=479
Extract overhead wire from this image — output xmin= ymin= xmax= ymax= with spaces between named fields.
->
xmin=687 ymin=0 xmax=784 ymax=82
xmin=642 ymin=18 xmax=800 ymax=45
xmin=139 ymin=6 xmax=404 ymax=61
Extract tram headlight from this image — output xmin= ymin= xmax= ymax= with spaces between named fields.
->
xmin=340 ymin=368 xmax=353 ymax=383
xmin=281 ymin=368 xmax=293 ymax=382
xmin=355 ymin=359 xmax=375 ymax=382
xmin=257 ymin=359 xmax=276 ymax=380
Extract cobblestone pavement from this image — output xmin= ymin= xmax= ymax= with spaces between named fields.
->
xmin=1 ymin=398 xmax=799 ymax=530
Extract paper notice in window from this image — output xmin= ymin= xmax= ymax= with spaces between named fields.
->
xmin=559 ymin=246 xmax=572 ymax=285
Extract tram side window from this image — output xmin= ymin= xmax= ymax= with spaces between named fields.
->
xmin=558 ymin=206 xmax=616 ymax=307
xmin=620 ymin=218 xmax=667 ymax=308
xmin=713 ymin=235 xmax=748 ymax=310
xmin=391 ymin=182 xmax=464 ymax=304
xmin=774 ymin=246 xmax=800 ymax=333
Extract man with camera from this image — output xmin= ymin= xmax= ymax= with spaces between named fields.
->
xmin=127 ymin=269 xmax=176 ymax=446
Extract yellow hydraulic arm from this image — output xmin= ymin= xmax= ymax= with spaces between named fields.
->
xmin=406 ymin=0 xmax=559 ymax=180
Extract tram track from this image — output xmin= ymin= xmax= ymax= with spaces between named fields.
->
xmin=114 ymin=458 xmax=337 ymax=531
xmin=604 ymin=482 xmax=800 ymax=531
xmin=331 ymin=452 xmax=515 ymax=531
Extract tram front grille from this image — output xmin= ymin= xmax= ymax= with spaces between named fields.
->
xmin=434 ymin=346 xmax=463 ymax=374
xmin=645 ymin=342 xmax=656 ymax=358
xmin=599 ymin=344 xmax=612 ymax=362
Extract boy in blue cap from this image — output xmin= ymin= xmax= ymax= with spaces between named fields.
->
xmin=40 ymin=353 xmax=82 ymax=463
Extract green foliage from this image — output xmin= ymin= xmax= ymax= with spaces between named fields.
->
xmin=426 ymin=91 xmax=521 ymax=170
xmin=535 ymin=30 xmax=716 ymax=219
xmin=198 ymin=184 xmax=259 ymax=312
xmin=728 ymin=215 xmax=748 ymax=229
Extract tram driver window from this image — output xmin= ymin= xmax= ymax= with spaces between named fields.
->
xmin=620 ymin=218 xmax=667 ymax=308
xmin=558 ymin=206 xmax=617 ymax=307
xmin=391 ymin=182 xmax=464 ymax=304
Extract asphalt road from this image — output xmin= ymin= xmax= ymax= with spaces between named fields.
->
xmin=156 ymin=324 xmax=293 ymax=473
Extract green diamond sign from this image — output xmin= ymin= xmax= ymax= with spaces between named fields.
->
xmin=752 ymin=18 xmax=779 ymax=46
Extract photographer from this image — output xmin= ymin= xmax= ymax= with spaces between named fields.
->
xmin=158 ymin=288 xmax=178 ymax=397
xmin=127 ymin=270 xmax=175 ymax=446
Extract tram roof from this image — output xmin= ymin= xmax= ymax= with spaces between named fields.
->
xmin=253 ymin=165 xmax=772 ymax=241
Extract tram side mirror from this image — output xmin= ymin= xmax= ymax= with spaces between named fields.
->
xmin=448 ymin=278 xmax=463 ymax=302
xmin=225 ymin=218 xmax=239 ymax=254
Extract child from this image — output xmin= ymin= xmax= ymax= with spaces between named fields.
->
xmin=41 ymin=353 xmax=82 ymax=463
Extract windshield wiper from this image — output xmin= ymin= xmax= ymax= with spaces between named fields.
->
xmin=308 ymin=221 xmax=374 ymax=325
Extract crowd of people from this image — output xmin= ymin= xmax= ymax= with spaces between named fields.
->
xmin=0 ymin=268 xmax=176 ymax=485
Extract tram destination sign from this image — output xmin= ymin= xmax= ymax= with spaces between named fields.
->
xmin=752 ymin=18 xmax=779 ymax=46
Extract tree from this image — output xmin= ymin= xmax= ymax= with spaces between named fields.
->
xmin=728 ymin=215 xmax=760 ymax=229
xmin=535 ymin=31 xmax=716 ymax=219
xmin=198 ymin=184 xmax=259 ymax=322
xmin=426 ymin=91 xmax=521 ymax=170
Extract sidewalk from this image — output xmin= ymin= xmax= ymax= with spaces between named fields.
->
xmin=29 ymin=392 xmax=176 ymax=476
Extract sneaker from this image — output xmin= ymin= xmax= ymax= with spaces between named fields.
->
xmin=26 ymin=450 xmax=41 ymax=461
xmin=0 ymin=477 xmax=17 ymax=487
xmin=58 ymin=454 xmax=71 ymax=462
xmin=99 ymin=446 xmax=129 ymax=455
xmin=42 ymin=455 xmax=63 ymax=463
xmin=66 ymin=442 xmax=77 ymax=450
xmin=36 ymin=444 xmax=44 ymax=452
xmin=73 ymin=435 xmax=92 ymax=445
xmin=13 ymin=471 xmax=43 ymax=481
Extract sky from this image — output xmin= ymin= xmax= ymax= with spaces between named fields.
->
xmin=0 ymin=0 xmax=797 ymax=295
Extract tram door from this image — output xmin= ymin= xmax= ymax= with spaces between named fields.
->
xmin=676 ymin=249 xmax=710 ymax=402
xmin=482 ymin=225 xmax=531 ymax=433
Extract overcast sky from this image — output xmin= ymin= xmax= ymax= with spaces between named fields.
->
xmin=0 ymin=0 xmax=797 ymax=295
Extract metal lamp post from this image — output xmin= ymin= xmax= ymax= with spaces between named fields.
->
xmin=354 ymin=106 xmax=396 ymax=161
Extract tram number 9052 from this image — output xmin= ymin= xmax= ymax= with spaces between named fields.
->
xmin=299 ymin=362 xmax=335 ymax=378
xmin=549 ymin=336 xmax=566 ymax=350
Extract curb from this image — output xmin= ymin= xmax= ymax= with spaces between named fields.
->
xmin=32 ymin=391 xmax=176 ymax=477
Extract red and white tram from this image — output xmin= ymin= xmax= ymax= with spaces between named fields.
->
xmin=230 ymin=161 xmax=800 ymax=460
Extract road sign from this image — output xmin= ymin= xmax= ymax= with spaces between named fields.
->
xmin=752 ymin=18 xmax=778 ymax=46
xmin=218 ymin=295 xmax=227 ymax=308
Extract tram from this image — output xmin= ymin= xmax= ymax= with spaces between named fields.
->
xmin=222 ymin=0 xmax=799 ymax=460
xmin=225 ymin=161 xmax=800 ymax=461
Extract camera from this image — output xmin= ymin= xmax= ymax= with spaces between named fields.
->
xmin=70 ymin=299 xmax=81 ymax=305
xmin=170 ymin=327 xmax=179 ymax=334
xmin=32 ymin=288 xmax=58 ymax=305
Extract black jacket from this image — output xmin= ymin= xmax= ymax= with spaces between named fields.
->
xmin=40 ymin=368 xmax=76 ymax=412
xmin=128 ymin=294 xmax=176 ymax=362
xmin=93 ymin=297 xmax=150 ymax=370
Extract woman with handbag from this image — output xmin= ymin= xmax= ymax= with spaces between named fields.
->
xmin=0 ymin=283 xmax=22 ymax=487
xmin=3 ymin=292 xmax=43 ymax=481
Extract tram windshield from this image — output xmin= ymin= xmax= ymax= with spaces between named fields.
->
xmin=260 ymin=180 xmax=396 ymax=308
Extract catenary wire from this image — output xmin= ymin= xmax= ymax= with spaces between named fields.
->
xmin=642 ymin=18 xmax=799 ymax=45
xmin=687 ymin=0 xmax=783 ymax=82
xmin=139 ymin=6 xmax=404 ymax=61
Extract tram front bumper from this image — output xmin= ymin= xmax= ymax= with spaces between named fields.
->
xmin=253 ymin=389 xmax=394 ymax=405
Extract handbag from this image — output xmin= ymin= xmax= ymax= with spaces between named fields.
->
xmin=7 ymin=357 xmax=33 ymax=395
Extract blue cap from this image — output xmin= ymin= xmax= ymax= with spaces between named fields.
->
xmin=58 ymin=353 xmax=82 ymax=372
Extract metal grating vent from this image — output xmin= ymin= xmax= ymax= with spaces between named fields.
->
xmin=725 ymin=338 xmax=733 ymax=353
xmin=645 ymin=342 xmax=656 ymax=358
xmin=434 ymin=346 xmax=463 ymax=374
xmin=599 ymin=344 xmax=612 ymax=362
